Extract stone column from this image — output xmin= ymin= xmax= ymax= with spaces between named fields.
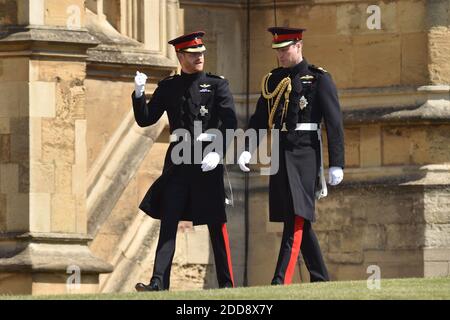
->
xmin=0 ymin=0 xmax=112 ymax=295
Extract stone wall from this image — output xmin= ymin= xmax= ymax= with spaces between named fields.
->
xmin=0 ymin=0 xmax=112 ymax=295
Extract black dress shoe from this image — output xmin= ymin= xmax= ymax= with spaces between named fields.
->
xmin=135 ymin=279 xmax=162 ymax=292
xmin=271 ymin=278 xmax=282 ymax=285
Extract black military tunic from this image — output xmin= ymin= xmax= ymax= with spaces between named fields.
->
xmin=132 ymin=71 xmax=237 ymax=226
xmin=248 ymin=58 xmax=345 ymax=223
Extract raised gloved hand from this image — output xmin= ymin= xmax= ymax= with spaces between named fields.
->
xmin=328 ymin=166 xmax=343 ymax=186
xmin=134 ymin=71 xmax=147 ymax=98
xmin=237 ymin=151 xmax=251 ymax=172
xmin=201 ymin=152 xmax=221 ymax=172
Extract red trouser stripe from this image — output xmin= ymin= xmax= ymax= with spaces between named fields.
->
xmin=284 ymin=216 xmax=305 ymax=285
xmin=222 ymin=223 xmax=235 ymax=287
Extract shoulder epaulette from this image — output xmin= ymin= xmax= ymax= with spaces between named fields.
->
xmin=309 ymin=64 xmax=328 ymax=74
xmin=206 ymin=72 xmax=225 ymax=79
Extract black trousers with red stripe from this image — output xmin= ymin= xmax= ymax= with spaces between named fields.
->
xmin=150 ymin=169 xmax=234 ymax=290
xmin=272 ymin=215 xmax=329 ymax=285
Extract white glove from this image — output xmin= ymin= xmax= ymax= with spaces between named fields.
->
xmin=134 ymin=71 xmax=147 ymax=98
xmin=196 ymin=133 xmax=216 ymax=142
xmin=201 ymin=152 xmax=221 ymax=172
xmin=328 ymin=166 xmax=343 ymax=186
xmin=238 ymin=151 xmax=251 ymax=172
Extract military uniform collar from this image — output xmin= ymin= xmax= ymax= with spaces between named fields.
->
xmin=289 ymin=58 xmax=309 ymax=76
xmin=180 ymin=70 xmax=204 ymax=81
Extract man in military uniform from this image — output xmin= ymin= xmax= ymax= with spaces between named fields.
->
xmin=238 ymin=27 xmax=345 ymax=284
xmin=132 ymin=31 xmax=237 ymax=291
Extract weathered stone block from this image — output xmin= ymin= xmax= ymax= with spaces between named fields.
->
xmin=31 ymin=60 xmax=85 ymax=82
xmin=0 ymin=164 xmax=18 ymax=194
xmin=30 ymin=161 xmax=55 ymax=193
xmin=398 ymin=0 xmax=426 ymax=33
xmin=18 ymin=162 xmax=29 ymax=193
xmin=75 ymin=193 xmax=87 ymax=234
xmin=386 ymin=224 xmax=425 ymax=250
xmin=329 ymin=226 xmax=364 ymax=253
xmin=51 ymin=194 xmax=76 ymax=233
xmin=42 ymin=119 xmax=75 ymax=164
xmin=9 ymin=133 xmax=29 ymax=162
xmin=382 ymin=127 xmax=426 ymax=165
xmin=0 ymin=273 xmax=32 ymax=295
xmin=185 ymin=227 xmax=212 ymax=265
xmin=323 ymin=127 xmax=361 ymax=168
xmin=0 ymin=83 xmax=21 ymax=118
xmin=401 ymin=32 xmax=428 ymax=85
xmin=364 ymin=249 xmax=423 ymax=278
xmin=72 ymin=163 xmax=86 ymax=197
xmin=428 ymin=29 xmax=450 ymax=84
xmin=426 ymin=125 xmax=450 ymax=163
xmin=29 ymin=192 xmax=51 ymax=233
xmin=328 ymin=252 xmax=364 ymax=264
xmin=55 ymin=164 xmax=72 ymax=194
xmin=29 ymin=82 xmax=56 ymax=117
xmin=424 ymin=191 xmax=450 ymax=224
xmin=360 ymin=125 xmax=381 ymax=167
xmin=365 ymin=249 xmax=422 ymax=263
xmin=0 ymin=58 xmax=29 ymax=82
xmin=315 ymin=197 xmax=352 ymax=232
xmin=249 ymin=189 xmax=270 ymax=232
xmin=424 ymin=261 xmax=450 ymax=277
xmin=344 ymin=127 xmax=360 ymax=168
xmin=0 ymin=134 xmax=10 ymax=164
xmin=248 ymin=232 xmax=280 ymax=269
xmin=170 ymin=264 xmax=210 ymax=291
xmin=333 ymin=264 xmax=368 ymax=281
xmin=0 ymin=117 xmax=10 ymax=134
xmin=0 ymin=193 xmax=6 ymax=231
xmin=0 ymin=0 xmax=18 ymax=25
xmin=352 ymin=34 xmax=401 ymax=88
xmin=315 ymin=231 xmax=329 ymax=254
xmin=363 ymin=191 xmax=421 ymax=225
xmin=30 ymin=117 xmax=42 ymax=161
xmin=423 ymin=248 xmax=450 ymax=262
xmin=74 ymin=119 xmax=86 ymax=166
xmin=6 ymin=192 xmax=29 ymax=231
xmin=424 ymin=224 xmax=450 ymax=248
xmin=279 ymin=4 xmax=337 ymax=36
xmin=363 ymin=224 xmax=387 ymax=250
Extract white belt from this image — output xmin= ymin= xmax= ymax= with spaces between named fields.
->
xmin=169 ymin=133 xmax=217 ymax=143
xmin=295 ymin=123 xmax=318 ymax=131
xmin=280 ymin=122 xmax=319 ymax=131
